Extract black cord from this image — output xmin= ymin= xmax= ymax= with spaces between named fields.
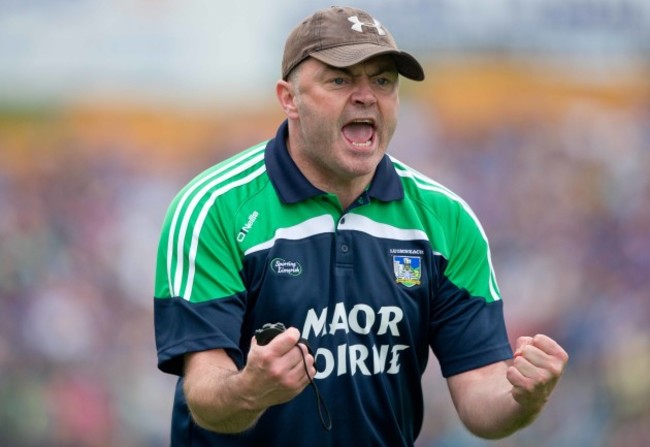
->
xmin=297 ymin=344 xmax=332 ymax=431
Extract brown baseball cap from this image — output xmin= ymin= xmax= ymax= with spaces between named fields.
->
xmin=282 ymin=6 xmax=425 ymax=81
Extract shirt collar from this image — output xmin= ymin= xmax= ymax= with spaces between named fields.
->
xmin=265 ymin=120 xmax=404 ymax=204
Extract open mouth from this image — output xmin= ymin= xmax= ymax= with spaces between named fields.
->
xmin=342 ymin=119 xmax=375 ymax=148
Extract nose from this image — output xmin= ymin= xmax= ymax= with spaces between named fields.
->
xmin=350 ymin=79 xmax=377 ymax=107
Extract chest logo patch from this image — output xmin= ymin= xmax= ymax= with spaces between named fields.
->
xmin=270 ymin=258 xmax=303 ymax=277
xmin=393 ymin=255 xmax=422 ymax=288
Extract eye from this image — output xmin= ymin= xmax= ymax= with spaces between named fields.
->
xmin=374 ymin=71 xmax=398 ymax=87
xmin=332 ymin=77 xmax=346 ymax=86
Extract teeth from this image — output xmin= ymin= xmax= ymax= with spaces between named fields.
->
xmin=343 ymin=119 xmax=374 ymax=147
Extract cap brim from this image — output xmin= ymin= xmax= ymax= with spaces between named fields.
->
xmin=310 ymin=43 xmax=425 ymax=81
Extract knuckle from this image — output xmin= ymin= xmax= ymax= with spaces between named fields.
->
xmin=559 ymin=348 xmax=570 ymax=363
xmin=513 ymin=355 xmax=527 ymax=367
xmin=266 ymin=364 xmax=284 ymax=380
xmin=533 ymin=333 xmax=547 ymax=343
xmin=548 ymin=361 xmax=564 ymax=377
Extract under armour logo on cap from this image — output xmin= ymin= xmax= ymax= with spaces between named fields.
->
xmin=347 ymin=16 xmax=386 ymax=36
xmin=281 ymin=6 xmax=424 ymax=81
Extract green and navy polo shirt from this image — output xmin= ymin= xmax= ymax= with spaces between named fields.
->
xmin=154 ymin=120 xmax=513 ymax=447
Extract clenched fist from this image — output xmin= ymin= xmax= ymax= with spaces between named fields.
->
xmin=507 ymin=334 xmax=569 ymax=411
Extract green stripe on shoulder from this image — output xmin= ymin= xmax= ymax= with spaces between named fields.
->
xmin=155 ymin=140 xmax=268 ymax=301
xmin=389 ymin=156 xmax=501 ymax=303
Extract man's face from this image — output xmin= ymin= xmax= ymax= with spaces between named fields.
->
xmin=287 ymin=55 xmax=400 ymax=190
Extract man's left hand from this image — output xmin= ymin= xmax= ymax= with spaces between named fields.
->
xmin=507 ymin=334 xmax=569 ymax=411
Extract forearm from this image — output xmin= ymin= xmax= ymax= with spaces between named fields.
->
xmin=182 ymin=330 xmax=313 ymax=434
xmin=447 ymin=361 xmax=542 ymax=439
xmin=449 ymin=364 xmax=540 ymax=439
xmin=184 ymin=365 xmax=264 ymax=433
xmin=449 ymin=335 xmax=568 ymax=439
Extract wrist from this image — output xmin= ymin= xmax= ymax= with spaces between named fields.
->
xmin=232 ymin=367 xmax=267 ymax=413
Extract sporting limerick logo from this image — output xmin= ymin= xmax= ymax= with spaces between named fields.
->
xmin=393 ymin=256 xmax=421 ymax=287
xmin=270 ymin=258 xmax=303 ymax=276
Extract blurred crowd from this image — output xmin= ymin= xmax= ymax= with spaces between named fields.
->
xmin=0 ymin=85 xmax=648 ymax=446
xmin=397 ymin=96 xmax=650 ymax=446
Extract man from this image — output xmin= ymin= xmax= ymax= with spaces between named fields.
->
xmin=154 ymin=6 xmax=568 ymax=446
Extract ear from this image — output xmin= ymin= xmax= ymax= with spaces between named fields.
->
xmin=276 ymin=80 xmax=299 ymax=119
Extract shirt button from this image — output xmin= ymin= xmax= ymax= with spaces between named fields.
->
xmin=341 ymin=244 xmax=349 ymax=253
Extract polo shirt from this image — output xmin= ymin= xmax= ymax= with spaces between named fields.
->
xmin=154 ymin=120 xmax=513 ymax=446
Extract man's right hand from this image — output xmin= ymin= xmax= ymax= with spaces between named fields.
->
xmin=182 ymin=327 xmax=315 ymax=434
xmin=244 ymin=326 xmax=316 ymax=408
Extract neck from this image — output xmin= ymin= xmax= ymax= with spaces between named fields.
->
xmin=286 ymin=136 xmax=372 ymax=210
